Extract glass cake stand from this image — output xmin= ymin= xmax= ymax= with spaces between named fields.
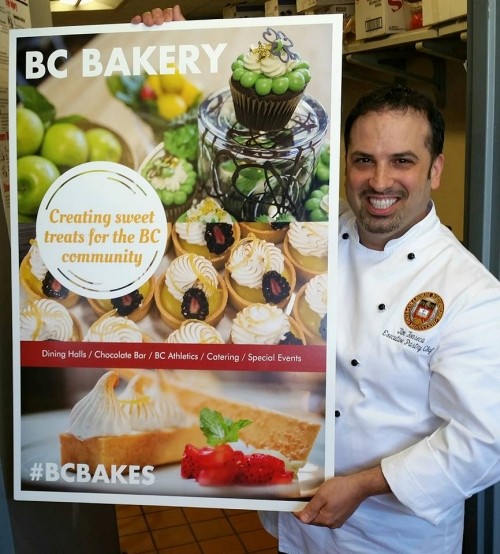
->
xmin=198 ymin=88 xmax=329 ymax=221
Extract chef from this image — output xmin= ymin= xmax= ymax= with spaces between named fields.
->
xmin=264 ymin=84 xmax=500 ymax=553
xmin=133 ymin=9 xmax=500 ymax=553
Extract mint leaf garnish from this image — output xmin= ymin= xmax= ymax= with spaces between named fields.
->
xmin=199 ymin=408 xmax=252 ymax=446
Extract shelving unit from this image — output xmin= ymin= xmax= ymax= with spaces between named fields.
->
xmin=342 ymin=19 xmax=467 ymax=107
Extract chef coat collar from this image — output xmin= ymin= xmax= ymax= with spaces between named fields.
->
xmin=343 ymin=201 xmax=439 ymax=253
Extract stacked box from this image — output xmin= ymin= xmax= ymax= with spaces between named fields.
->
xmin=422 ymin=0 xmax=466 ymax=26
xmin=223 ymin=4 xmax=266 ymax=18
xmin=297 ymin=0 xmax=353 ymax=13
xmin=265 ymin=0 xmax=297 ymax=16
xmin=354 ymin=0 xmax=406 ymax=40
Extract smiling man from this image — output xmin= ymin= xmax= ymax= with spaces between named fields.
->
xmin=131 ymin=6 xmax=500 ymax=550
xmin=343 ymin=86 xmax=444 ymax=250
xmin=263 ymin=85 xmax=500 ymax=553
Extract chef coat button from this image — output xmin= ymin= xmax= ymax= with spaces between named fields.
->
xmin=335 ymin=410 xmax=341 ymax=418
xmin=407 ymin=252 xmax=416 ymax=260
xmin=342 ymin=233 xmax=349 ymax=239
xmin=351 ymin=359 xmax=359 ymax=366
xmin=378 ymin=303 xmax=386 ymax=310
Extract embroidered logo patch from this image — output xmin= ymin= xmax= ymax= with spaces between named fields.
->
xmin=404 ymin=292 xmax=444 ymax=331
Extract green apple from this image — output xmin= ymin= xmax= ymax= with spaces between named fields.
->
xmin=17 ymin=155 xmax=60 ymax=215
xmin=17 ymin=107 xmax=45 ymax=157
xmin=41 ymin=122 xmax=89 ymax=167
xmin=85 ymin=127 xmax=123 ymax=163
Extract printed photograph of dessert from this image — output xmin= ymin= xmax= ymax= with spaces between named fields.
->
xmin=21 ymin=366 xmax=325 ymax=501
xmin=12 ymin=16 xmax=342 ymax=508
xmin=15 ymin=21 xmax=335 ymax=347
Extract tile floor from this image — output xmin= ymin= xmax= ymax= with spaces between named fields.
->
xmin=116 ymin=504 xmax=279 ymax=554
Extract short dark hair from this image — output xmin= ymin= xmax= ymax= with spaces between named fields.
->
xmin=343 ymin=84 xmax=445 ymax=161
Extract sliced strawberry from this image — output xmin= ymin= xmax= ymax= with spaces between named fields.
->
xmin=270 ymin=470 xmax=294 ymax=485
xmin=180 ymin=444 xmax=199 ymax=479
xmin=237 ymin=453 xmax=292 ymax=485
xmin=197 ymin=465 xmax=238 ymax=486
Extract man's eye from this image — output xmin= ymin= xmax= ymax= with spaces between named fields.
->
xmin=354 ymin=157 xmax=372 ymax=164
xmin=395 ymin=158 xmax=413 ymax=165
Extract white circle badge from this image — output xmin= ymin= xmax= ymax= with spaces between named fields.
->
xmin=36 ymin=162 xmax=167 ymax=299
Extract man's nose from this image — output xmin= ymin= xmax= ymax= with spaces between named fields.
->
xmin=369 ymin=164 xmax=394 ymax=191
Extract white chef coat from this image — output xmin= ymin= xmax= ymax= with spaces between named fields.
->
xmin=261 ymin=202 xmax=500 ymax=554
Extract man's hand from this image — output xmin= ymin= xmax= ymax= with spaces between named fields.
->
xmin=296 ymin=466 xmax=390 ymax=528
xmin=131 ymin=5 xmax=185 ymax=26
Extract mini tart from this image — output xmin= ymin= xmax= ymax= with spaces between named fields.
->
xmin=20 ymin=298 xmax=82 ymax=341
xmin=239 ymin=222 xmax=288 ymax=244
xmin=166 ymin=319 xmax=225 ymax=344
xmin=292 ymin=281 xmax=326 ymax=345
xmin=230 ymin=303 xmax=306 ymax=345
xmin=172 ymin=217 xmax=241 ymax=271
xmin=87 ymin=276 xmax=155 ymax=323
xmin=154 ymin=271 xmax=228 ymax=330
xmin=229 ymin=316 xmax=309 ymax=346
xmin=84 ymin=310 xmax=153 ymax=343
xmin=283 ymin=233 xmax=328 ymax=283
xmin=224 ymin=256 xmax=296 ymax=312
xmin=19 ymin=252 xmax=80 ymax=309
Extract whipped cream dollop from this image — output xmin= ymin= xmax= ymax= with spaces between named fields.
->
xmin=231 ymin=303 xmax=290 ymax=344
xmin=167 ymin=320 xmax=224 ymax=344
xmin=164 ymin=253 xmax=219 ymax=302
xmin=27 ymin=241 xmax=48 ymax=280
xmin=227 ymin=236 xmax=284 ymax=289
xmin=242 ymin=48 xmax=298 ymax=78
xmin=68 ymin=371 xmax=194 ymax=439
xmin=83 ymin=311 xmax=143 ymax=342
xmin=20 ymin=299 xmax=75 ymax=341
xmin=68 ymin=372 xmax=130 ymax=439
xmin=305 ymin=273 xmax=328 ymax=317
xmin=288 ymin=222 xmax=328 ymax=257
xmin=175 ymin=198 xmax=233 ymax=246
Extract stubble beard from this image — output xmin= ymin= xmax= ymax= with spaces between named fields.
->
xmin=357 ymin=207 xmax=403 ymax=236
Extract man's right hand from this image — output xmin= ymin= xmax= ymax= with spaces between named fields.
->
xmin=131 ymin=5 xmax=185 ymax=26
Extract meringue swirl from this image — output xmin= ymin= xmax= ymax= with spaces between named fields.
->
xmin=67 ymin=371 xmax=194 ymax=439
xmin=20 ymin=299 xmax=75 ymax=341
xmin=227 ymin=236 xmax=284 ymax=289
xmin=83 ymin=311 xmax=143 ymax=343
xmin=118 ymin=374 xmax=189 ymax=431
xmin=231 ymin=303 xmax=290 ymax=344
xmin=167 ymin=320 xmax=224 ymax=344
xmin=164 ymin=253 xmax=219 ymax=302
xmin=68 ymin=372 xmax=129 ymax=439
xmin=305 ymin=273 xmax=328 ymax=318
xmin=27 ymin=241 xmax=48 ymax=281
xmin=288 ymin=222 xmax=328 ymax=258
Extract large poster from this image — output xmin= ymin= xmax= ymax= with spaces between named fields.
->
xmin=10 ymin=16 xmax=342 ymax=511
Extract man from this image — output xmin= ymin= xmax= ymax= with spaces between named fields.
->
xmin=133 ymin=9 xmax=500 ymax=553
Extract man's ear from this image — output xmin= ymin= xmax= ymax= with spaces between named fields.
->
xmin=430 ymin=153 xmax=444 ymax=191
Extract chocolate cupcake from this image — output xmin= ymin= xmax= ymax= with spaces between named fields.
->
xmin=229 ymin=28 xmax=311 ymax=131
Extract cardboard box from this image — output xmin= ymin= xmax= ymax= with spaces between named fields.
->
xmin=354 ymin=0 xmax=406 ymax=40
xmin=422 ymin=0 xmax=466 ymax=26
xmin=308 ymin=3 xmax=354 ymax=18
xmin=296 ymin=0 xmax=353 ymax=13
xmin=223 ymin=4 xmax=266 ymax=18
xmin=265 ymin=0 xmax=297 ymax=16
